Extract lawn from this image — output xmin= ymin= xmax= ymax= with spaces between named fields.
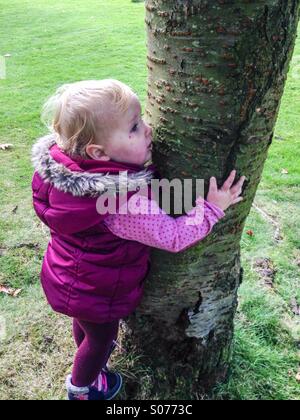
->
xmin=0 ymin=0 xmax=299 ymax=400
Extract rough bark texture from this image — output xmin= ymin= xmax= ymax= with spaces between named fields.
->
xmin=124 ymin=0 xmax=299 ymax=397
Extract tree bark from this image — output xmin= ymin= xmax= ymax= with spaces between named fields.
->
xmin=124 ymin=0 xmax=299 ymax=397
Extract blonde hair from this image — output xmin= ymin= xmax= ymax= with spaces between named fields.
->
xmin=42 ymin=79 xmax=136 ymax=158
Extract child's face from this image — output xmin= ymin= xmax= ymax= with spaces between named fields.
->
xmin=100 ymin=95 xmax=153 ymax=166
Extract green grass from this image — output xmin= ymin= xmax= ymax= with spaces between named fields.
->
xmin=0 ymin=0 xmax=299 ymax=400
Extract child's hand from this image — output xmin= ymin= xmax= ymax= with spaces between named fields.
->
xmin=207 ymin=170 xmax=246 ymax=212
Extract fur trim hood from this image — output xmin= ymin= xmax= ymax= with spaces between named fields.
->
xmin=31 ymin=134 xmax=155 ymax=198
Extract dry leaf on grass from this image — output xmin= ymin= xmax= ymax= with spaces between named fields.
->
xmin=0 ymin=144 xmax=13 ymax=151
xmin=290 ymin=298 xmax=300 ymax=316
xmin=296 ymin=371 xmax=300 ymax=383
xmin=254 ymin=258 xmax=277 ymax=289
xmin=281 ymin=168 xmax=289 ymax=174
xmin=0 ymin=285 xmax=22 ymax=297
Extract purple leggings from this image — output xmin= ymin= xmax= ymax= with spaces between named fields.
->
xmin=71 ymin=319 xmax=119 ymax=387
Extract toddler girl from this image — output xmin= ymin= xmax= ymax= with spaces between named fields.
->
xmin=31 ymin=79 xmax=245 ymax=400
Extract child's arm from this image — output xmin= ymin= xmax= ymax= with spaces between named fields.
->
xmin=104 ymin=195 xmax=225 ymax=253
xmin=104 ymin=170 xmax=245 ymax=253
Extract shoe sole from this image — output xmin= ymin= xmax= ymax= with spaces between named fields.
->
xmin=106 ymin=373 xmax=123 ymax=400
xmin=67 ymin=373 xmax=123 ymax=401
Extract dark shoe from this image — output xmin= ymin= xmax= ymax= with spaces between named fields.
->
xmin=66 ymin=370 xmax=122 ymax=401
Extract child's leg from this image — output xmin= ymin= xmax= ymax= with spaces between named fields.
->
xmin=103 ymin=325 xmax=120 ymax=369
xmin=71 ymin=319 xmax=119 ymax=387
xmin=72 ymin=319 xmax=85 ymax=347
xmin=72 ymin=318 xmax=119 ymax=367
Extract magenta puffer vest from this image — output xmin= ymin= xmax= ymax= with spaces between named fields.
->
xmin=31 ymin=134 xmax=156 ymax=323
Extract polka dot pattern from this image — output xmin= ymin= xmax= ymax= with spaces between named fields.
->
xmin=104 ymin=197 xmax=225 ymax=253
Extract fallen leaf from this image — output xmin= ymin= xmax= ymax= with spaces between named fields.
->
xmin=290 ymin=298 xmax=300 ymax=316
xmin=281 ymin=168 xmax=289 ymax=174
xmin=254 ymin=258 xmax=277 ymax=289
xmin=0 ymin=285 xmax=22 ymax=297
xmin=274 ymin=135 xmax=285 ymax=141
xmin=246 ymin=230 xmax=254 ymax=237
xmin=13 ymin=242 xmax=40 ymax=250
xmin=296 ymin=371 xmax=300 ymax=383
xmin=43 ymin=336 xmax=54 ymax=345
xmin=0 ymin=144 xmax=13 ymax=151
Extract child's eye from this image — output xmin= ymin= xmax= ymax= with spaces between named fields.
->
xmin=131 ymin=123 xmax=138 ymax=132
xmin=131 ymin=115 xmax=144 ymax=133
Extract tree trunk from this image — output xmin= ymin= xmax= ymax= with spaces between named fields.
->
xmin=124 ymin=0 xmax=299 ymax=397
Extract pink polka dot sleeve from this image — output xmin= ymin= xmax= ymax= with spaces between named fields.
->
xmin=103 ymin=196 xmax=225 ymax=253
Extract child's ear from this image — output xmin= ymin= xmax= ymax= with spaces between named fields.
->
xmin=86 ymin=144 xmax=110 ymax=161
